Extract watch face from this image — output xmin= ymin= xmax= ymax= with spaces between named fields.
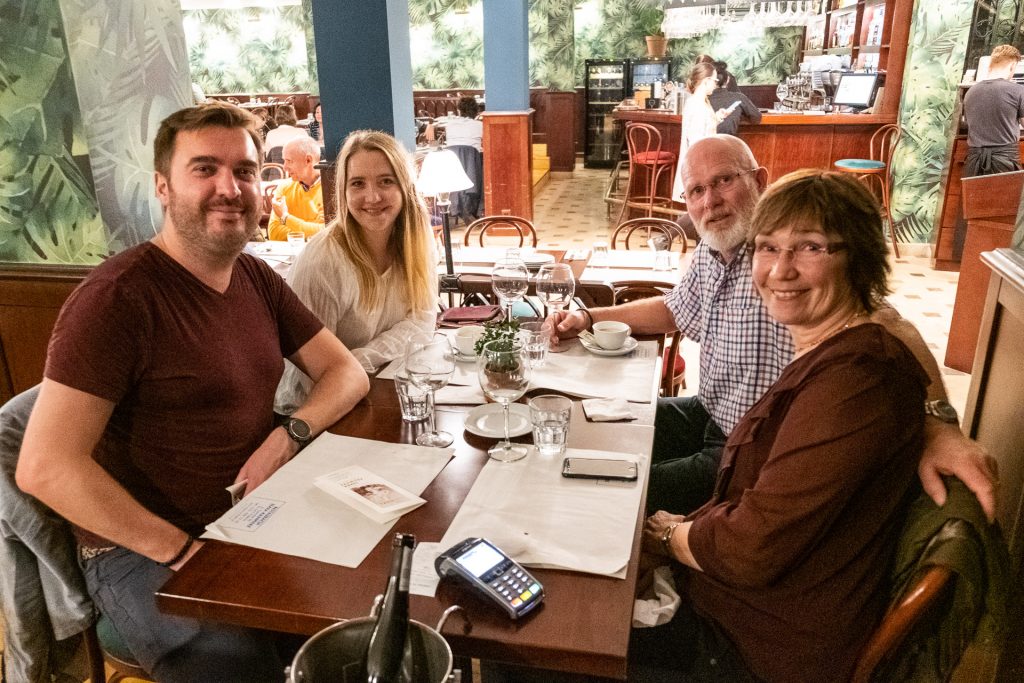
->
xmin=288 ymin=418 xmax=312 ymax=441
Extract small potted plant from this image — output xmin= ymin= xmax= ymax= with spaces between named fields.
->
xmin=645 ymin=32 xmax=668 ymax=59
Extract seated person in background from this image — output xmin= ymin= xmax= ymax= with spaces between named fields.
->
xmin=548 ymin=135 xmax=996 ymax=520
xmin=264 ymin=104 xmax=307 ymax=156
xmin=251 ymin=106 xmax=272 ymax=140
xmin=634 ymin=169 xmax=927 ymax=682
xmin=443 ymin=96 xmax=483 ymax=152
xmin=268 ymin=136 xmax=325 ymax=241
xmin=710 ymin=60 xmax=761 ymax=136
xmin=308 ymin=102 xmax=324 ymax=144
xmin=275 ymin=130 xmax=437 ymax=412
xmin=16 ymin=101 xmax=369 ymax=681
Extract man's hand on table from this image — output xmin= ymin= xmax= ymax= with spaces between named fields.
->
xmin=546 ymin=309 xmax=589 ymax=349
xmin=234 ymin=426 xmax=301 ymax=497
xmin=919 ymin=419 xmax=999 ymax=523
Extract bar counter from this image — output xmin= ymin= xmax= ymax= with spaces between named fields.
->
xmin=613 ymin=108 xmax=897 ymax=183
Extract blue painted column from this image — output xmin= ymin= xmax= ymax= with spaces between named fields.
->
xmin=310 ymin=0 xmax=415 ymax=157
xmin=483 ymin=0 xmax=530 ymax=111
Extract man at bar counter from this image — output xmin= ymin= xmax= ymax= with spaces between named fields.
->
xmin=549 ymin=134 xmax=997 ymax=519
xmin=267 ymin=135 xmax=325 ymax=241
xmin=963 ymin=44 xmax=1024 ymax=177
xmin=16 ymin=102 xmax=370 ymax=682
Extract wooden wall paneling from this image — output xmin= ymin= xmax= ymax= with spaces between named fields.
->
xmin=544 ymin=92 xmax=577 ymax=172
xmin=764 ymin=126 xmax=835 ymax=181
xmin=0 ymin=267 xmax=89 ymax=404
xmin=481 ymin=111 xmax=534 ymax=219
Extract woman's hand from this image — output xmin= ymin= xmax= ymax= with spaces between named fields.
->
xmin=643 ymin=510 xmax=686 ymax=557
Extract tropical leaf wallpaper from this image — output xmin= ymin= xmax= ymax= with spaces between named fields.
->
xmin=890 ymin=0 xmax=973 ymax=244
xmin=61 ymin=0 xmax=192 ymax=253
xmin=183 ymin=5 xmax=316 ymax=94
xmin=0 ymin=0 xmax=105 ymax=264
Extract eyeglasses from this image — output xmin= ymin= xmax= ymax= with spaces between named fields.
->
xmin=682 ymin=169 xmax=758 ymax=202
xmin=752 ymin=240 xmax=848 ymax=264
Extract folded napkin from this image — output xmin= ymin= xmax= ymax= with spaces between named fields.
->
xmin=632 ymin=565 xmax=681 ymax=628
xmin=582 ymin=398 xmax=636 ymax=422
xmin=434 ymin=385 xmax=486 ymax=405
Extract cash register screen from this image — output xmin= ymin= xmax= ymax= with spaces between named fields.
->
xmin=833 ymin=73 xmax=879 ymax=108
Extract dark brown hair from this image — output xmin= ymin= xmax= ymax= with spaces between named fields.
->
xmin=275 ymin=103 xmax=298 ymax=126
xmin=457 ymin=96 xmax=479 ymax=118
xmin=153 ymin=102 xmax=262 ymax=176
xmin=751 ymin=169 xmax=891 ymax=312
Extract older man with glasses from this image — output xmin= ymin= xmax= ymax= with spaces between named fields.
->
xmin=548 ymin=134 xmax=998 ymax=519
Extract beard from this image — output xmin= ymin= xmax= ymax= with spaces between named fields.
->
xmin=167 ymin=187 xmax=258 ymax=260
xmin=693 ymin=188 xmax=758 ymax=254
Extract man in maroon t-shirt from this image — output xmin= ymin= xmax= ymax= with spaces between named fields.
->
xmin=17 ymin=103 xmax=369 ymax=682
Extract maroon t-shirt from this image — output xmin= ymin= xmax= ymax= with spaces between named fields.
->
xmin=45 ymin=243 xmax=323 ymax=540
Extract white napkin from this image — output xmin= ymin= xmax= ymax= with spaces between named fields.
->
xmin=632 ymin=565 xmax=681 ymax=628
xmin=434 ymin=385 xmax=486 ymax=405
xmin=582 ymin=398 xmax=636 ymax=422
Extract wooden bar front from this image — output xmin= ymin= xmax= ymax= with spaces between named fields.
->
xmin=613 ymin=109 xmax=897 ymax=186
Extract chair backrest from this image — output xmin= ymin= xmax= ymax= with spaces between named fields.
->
xmin=611 ymin=217 xmax=688 ymax=252
xmin=463 ymin=215 xmax=538 ymax=247
xmin=851 ymin=560 xmax=955 ymax=683
xmin=261 ymin=163 xmax=285 ymax=181
xmin=265 ymin=146 xmax=284 ymax=165
xmin=612 ymin=280 xmax=683 ymax=395
xmin=625 ymin=123 xmax=664 ymax=167
xmin=872 ymin=124 xmax=901 ymax=183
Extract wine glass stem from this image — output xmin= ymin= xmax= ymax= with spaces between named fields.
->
xmin=502 ymin=400 xmax=511 ymax=446
xmin=427 ymin=389 xmax=437 ymax=435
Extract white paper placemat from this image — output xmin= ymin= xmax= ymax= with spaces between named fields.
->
xmin=201 ymin=434 xmax=453 ymax=567
xmin=439 ymin=447 xmax=649 ymax=577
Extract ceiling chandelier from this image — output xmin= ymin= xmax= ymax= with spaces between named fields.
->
xmin=661 ymin=1 xmax=822 ymax=38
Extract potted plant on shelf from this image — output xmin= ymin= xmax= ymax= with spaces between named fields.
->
xmin=645 ymin=32 xmax=668 ymax=58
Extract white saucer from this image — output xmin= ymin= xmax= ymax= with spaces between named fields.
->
xmin=464 ymin=403 xmax=532 ymax=438
xmin=455 ymin=350 xmax=478 ymax=363
xmin=580 ymin=336 xmax=639 ymax=357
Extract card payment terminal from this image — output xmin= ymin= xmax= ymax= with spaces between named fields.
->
xmin=435 ymin=537 xmax=544 ymax=619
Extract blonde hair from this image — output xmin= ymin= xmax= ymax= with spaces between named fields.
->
xmin=331 ymin=130 xmax=436 ymax=312
xmin=687 ymin=62 xmax=717 ymax=94
xmin=990 ymin=44 xmax=1021 ymax=69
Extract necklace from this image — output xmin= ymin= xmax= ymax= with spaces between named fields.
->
xmin=795 ymin=312 xmax=866 ymax=355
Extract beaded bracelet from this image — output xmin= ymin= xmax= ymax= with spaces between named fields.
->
xmin=159 ymin=535 xmax=195 ymax=567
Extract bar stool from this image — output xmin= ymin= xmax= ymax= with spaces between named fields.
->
xmin=615 ymin=123 xmax=678 ymax=225
xmin=834 ymin=123 xmax=901 ymax=257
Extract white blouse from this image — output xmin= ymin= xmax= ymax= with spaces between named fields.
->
xmin=274 ymin=228 xmax=437 ymax=414
xmin=672 ymin=95 xmax=720 ymax=201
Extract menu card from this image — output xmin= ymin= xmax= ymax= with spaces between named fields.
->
xmin=314 ymin=465 xmax=425 ymax=524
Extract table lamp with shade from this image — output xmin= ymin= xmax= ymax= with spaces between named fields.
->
xmin=416 ymin=150 xmax=474 ymax=292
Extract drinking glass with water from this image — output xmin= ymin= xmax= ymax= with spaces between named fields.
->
xmin=518 ymin=321 xmax=551 ymax=367
xmin=528 ymin=395 xmax=571 ymax=457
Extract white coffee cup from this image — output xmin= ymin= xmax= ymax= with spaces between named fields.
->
xmin=592 ymin=320 xmax=631 ymax=350
xmin=453 ymin=325 xmax=485 ymax=356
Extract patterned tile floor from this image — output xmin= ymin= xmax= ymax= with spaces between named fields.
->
xmin=513 ymin=164 xmax=969 ymax=413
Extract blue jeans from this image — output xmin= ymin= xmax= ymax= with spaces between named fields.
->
xmin=82 ymin=547 xmax=284 ymax=682
xmin=648 ymin=397 xmax=727 ymax=515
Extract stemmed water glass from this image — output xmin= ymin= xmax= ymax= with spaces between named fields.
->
xmin=403 ymin=332 xmax=456 ymax=447
xmin=535 ymin=263 xmax=576 ymax=316
xmin=477 ymin=340 xmax=531 ymax=462
xmin=491 ymin=256 xmax=529 ymax=321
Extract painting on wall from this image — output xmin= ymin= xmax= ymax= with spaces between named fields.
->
xmin=0 ymin=0 xmax=105 ymax=265
xmin=890 ymin=0 xmax=973 ymax=244
xmin=184 ymin=5 xmax=316 ymax=94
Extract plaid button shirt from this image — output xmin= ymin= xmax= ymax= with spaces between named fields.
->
xmin=665 ymin=241 xmax=793 ymax=435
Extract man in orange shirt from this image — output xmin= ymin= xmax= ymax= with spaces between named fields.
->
xmin=268 ymin=136 xmax=324 ymax=241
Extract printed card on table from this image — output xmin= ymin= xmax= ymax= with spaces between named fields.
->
xmin=314 ymin=465 xmax=425 ymax=524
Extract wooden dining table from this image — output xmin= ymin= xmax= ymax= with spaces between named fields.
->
xmin=156 ymin=378 xmax=655 ymax=680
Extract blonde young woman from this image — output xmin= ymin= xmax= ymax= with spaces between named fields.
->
xmin=275 ymin=130 xmax=437 ymax=414
xmin=672 ymin=62 xmax=727 ymax=201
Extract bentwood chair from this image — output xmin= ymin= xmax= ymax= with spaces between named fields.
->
xmin=834 ymin=123 xmax=901 ymax=257
xmin=261 ymin=163 xmax=285 ymax=181
xmin=612 ymin=281 xmax=685 ymax=396
xmin=616 ymin=122 xmax=679 ymax=224
xmin=463 ymin=215 xmax=538 ymax=248
xmin=610 ymin=217 xmax=689 ymax=253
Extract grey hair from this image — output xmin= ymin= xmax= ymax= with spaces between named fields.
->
xmin=284 ymin=135 xmax=321 ymax=159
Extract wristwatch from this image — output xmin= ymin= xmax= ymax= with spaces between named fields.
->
xmin=283 ymin=417 xmax=313 ymax=448
xmin=924 ymin=400 xmax=958 ymax=425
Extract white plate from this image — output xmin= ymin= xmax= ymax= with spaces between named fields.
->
xmin=522 ymin=252 xmax=556 ymax=267
xmin=464 ymin=402 xmax=532 ymax=438
xmin=579 ymin=336 xmax=639 ymax=357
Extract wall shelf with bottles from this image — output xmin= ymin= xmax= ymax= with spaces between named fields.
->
xmin=799 ymin=0 xmax=912 ymax=116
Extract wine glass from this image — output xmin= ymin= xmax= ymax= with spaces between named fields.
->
xmin=477 ymin=340 xmax=531 ymax=462
xmin=491 ymin=257 xmax=529 ymax=321
xmin=403 ymin=333 xmax=456 ymax=447
xmin=535 ymin=263 xmax=576 ymax=316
